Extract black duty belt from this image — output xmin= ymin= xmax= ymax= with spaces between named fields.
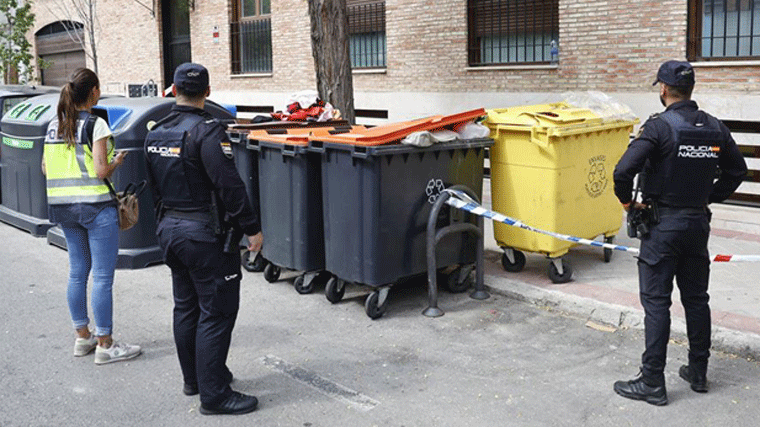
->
xmin=658 ymin=206 xmax=707 ymax=215
xmin=164 ymin=209 xmax=213 ymax=222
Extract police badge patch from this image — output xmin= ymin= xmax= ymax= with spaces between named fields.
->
xmin=634 ymin=125 xmax=645 ymax=139
xmin=220 ymin=141 xmax=233 ymax=159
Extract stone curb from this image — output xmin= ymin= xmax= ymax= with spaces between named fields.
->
xmin=484 ymin=274 xmax=760 ymax=361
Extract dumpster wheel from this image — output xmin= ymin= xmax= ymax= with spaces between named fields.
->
xmin=547 ymin=258 xmax=573 ymax=283
xmin=603 ymin=236 xmax=614 ymax=263
xmin=242 ymin=251 xmax=267 ymax=273
xmin=325 ymin=276 xmax=346 ymax=303
xmin=293 ymin=275 xmax=313 ymax=294
xmin=441 ymin=265 xmax=474 ymax=293
xmin=501 ymin=249 xmax=526 ymax=273
xmin=365 ymin=288 xmax=389 ymax=319
xmin=264 ymin=263 xmax=281 ymax=283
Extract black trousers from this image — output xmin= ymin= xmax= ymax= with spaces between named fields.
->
xmin=157 ymin=217 xmax=242 ymax=405
xmin=637 ymin=208 xmax=711 ymax=384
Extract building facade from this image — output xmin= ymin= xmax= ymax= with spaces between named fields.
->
xmin=28 ymin=0 xmax=760 ymax=123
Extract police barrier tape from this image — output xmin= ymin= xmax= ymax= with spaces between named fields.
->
xmin=441 ymin=189 xmax=743 ymax=263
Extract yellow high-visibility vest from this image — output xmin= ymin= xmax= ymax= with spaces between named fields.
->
xmin=44 ymin=117 xmax=113 ymax=204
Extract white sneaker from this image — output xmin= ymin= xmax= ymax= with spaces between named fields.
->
xmin=94 ymin=341 xmax=142 ymax=365
xmin=73 ymin=335 xmax=98 ymax=357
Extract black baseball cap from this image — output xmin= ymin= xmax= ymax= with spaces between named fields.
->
xmin=652 ymin=60 xmax=695 ymax=87
xmin=173 ymin=62 xmax=209 ymax=94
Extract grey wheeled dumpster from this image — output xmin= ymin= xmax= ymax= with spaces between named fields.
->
xmin=309 ymin=137 xmax=493 ymax=318
xmin=246 ymin=134 xmax=330 ymax=293
xmin=46 ymin=97 xmax=235 ymax=269
xmin=0 ymin=94 xmax=62 ymax=236
xmin=227 ymin=120 xmax=349 ymax=277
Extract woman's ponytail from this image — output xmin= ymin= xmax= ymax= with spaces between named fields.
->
xmin=57 ymin=83 xmax=77 ymax=147
xmin=55 ymin=68 xmax=100 ymax=148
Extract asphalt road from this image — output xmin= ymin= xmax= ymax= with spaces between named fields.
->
xmin=1 ymin=222 xmax=759 ymax=427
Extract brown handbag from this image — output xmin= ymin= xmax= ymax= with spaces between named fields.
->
xmin=105 ymin=179 xmax=146 ymax=231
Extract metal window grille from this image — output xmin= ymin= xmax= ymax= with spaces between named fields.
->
xmin=231 ymin=16 xmax=273 ymax=74
xmin=689 ymin=0 xmax=759 ymax=60
xmin=467 ymin=0 xmax=559 ymax=65
xmin=348 ymin=1 xmax=386 ymax=68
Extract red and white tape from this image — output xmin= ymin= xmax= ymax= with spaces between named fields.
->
xmin=712 ymin=255 xmax=760 ymax=262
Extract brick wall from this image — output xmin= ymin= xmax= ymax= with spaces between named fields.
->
xmin=28 ymin=1 xmax=760 ymax=107
xmin=199 ymin=0 xmax=317 ymax=95
xmin=32 ymin=0 xmax=162 ymax=93
xmin=96 ymin=0 xmax=162 ymax=92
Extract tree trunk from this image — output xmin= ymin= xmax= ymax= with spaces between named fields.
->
xmin=308 ymin=0 xmax=355 ymax=124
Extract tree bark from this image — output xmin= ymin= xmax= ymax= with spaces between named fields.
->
xmin=308 ymin=0 xmax=355 ymax=124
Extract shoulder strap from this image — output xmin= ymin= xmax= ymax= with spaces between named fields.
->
xmin=149 ymin=111 xmax=205 ymax=135
xmin=80 ymin=112 xmax=98 ymax=150
xmin=78 ymin=112 xmax=116 ymax=192
xmin=656 ymin=110 xmax=684 ymax=143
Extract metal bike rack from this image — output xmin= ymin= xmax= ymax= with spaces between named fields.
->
xmin=423 ymin=185 xmax=488 ymax=317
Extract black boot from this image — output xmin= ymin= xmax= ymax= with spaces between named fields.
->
xmin=679 ymin=364 xmax=708 ymax=393
xmin=614 ymin=372 xmax=668 ymax=406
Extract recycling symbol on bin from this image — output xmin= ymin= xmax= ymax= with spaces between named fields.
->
xmin=585 ymin=155 xmax=608 ymax=198
xmin=426 ymin=179 xmax=446 ymax=204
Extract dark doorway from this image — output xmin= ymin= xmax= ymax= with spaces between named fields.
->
xmin=162 ymin=0 xmax=191 ymax=90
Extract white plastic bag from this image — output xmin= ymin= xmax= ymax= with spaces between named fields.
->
xmin=317 ymin=103 xmax=335 ymax=122
xmin=561 ymin=91 xmax=637 ymax=122
xmin=455 ymin=121 xmax=491 ymax=139
xmin=287 ymin=90 xmax=319 ymax=109
xmin=402 ymin=130 xmax=459 ymax=147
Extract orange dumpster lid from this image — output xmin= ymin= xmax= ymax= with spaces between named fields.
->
xmin=247 ymin=129 xmax=310 ymax=146
xmin=247 ymin=125 xmax=368 ymax=145
xmin=308 ymin=108 xmax=486 ymax=146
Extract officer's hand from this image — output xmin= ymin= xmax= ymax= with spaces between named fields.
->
xmin=626 ymin=202 xmax=647 ymax=212
xmin=247 ymin=232 xmax=263 ymax=252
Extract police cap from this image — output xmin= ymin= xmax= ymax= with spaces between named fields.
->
xmin=652 ymin=60 xmax=695 ymax=87
xmin=173 ymin=62 xmax=209 ymax=95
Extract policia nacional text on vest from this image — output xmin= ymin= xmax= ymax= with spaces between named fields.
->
xmin=44 ymin=111 xmax=113 ymax=205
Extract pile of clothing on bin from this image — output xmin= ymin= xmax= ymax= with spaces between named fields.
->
xmin=270 ymin=90 xmax=340 ymax=122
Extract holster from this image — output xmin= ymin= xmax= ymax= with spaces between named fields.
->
xmin=223 ymin=227 xmax=244 ymax=254
xmin=626 ymin=200 xmax=660 ymax=239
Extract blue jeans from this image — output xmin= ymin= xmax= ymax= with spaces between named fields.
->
xmin=60 ymin=206 xmax=119 ymax=336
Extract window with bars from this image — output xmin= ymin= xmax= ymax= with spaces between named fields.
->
xmin=348 ymin=0 xmax=386 ymax=68
xmin=231 ymin=0 xmax=273 ymax=74
xmin=688 ymin=0 xmax=760 ymax=61
xmin=467 ymin=0 xmax=559 ymax=66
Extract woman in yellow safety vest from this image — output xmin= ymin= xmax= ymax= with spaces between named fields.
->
xmin=42 ymin=68 xmax=141 ymax=365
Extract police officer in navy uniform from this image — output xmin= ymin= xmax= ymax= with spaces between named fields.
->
xmin=144 ymin=63 xmax=263 ymax=415
xmin=612 ymin=60 xmax=747 ymax=405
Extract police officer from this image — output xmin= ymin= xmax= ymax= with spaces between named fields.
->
xmin=612 ymin=60 xmax=747 ymax=405
xmin=144 ymin=63 xmax=263 ymax=415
